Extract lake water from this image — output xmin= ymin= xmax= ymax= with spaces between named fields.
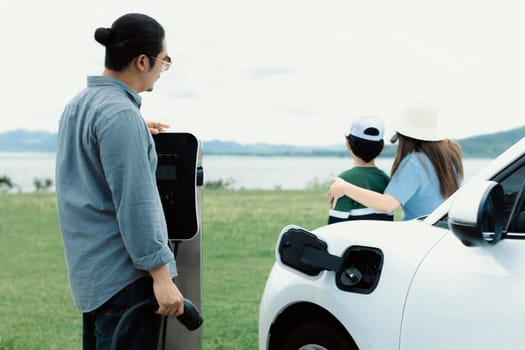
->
xmin=0 ymin=152 xmax=491 ymax=192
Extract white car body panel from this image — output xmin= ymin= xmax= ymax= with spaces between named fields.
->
xmin=400 ymin=233 xmax=525 ymax=349
xmin=260 ymin=220 xmax=448 ymax=349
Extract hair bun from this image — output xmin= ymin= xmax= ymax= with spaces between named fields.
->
xmin=94 ymin=27 xmax=113 ymax=46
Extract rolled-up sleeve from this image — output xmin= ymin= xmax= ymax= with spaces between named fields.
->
xmin=96 ymin=110 xmax=175 ymax=271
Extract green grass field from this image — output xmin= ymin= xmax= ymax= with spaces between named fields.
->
xmin=0 ymin=190 xmax=328 ymax=349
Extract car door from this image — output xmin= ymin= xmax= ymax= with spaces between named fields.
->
xmin=399 ymin=157 xmax=525 ymax=349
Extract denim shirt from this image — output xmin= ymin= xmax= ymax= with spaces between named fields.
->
xmin=56 ymin=76 xmax=176 ymax=312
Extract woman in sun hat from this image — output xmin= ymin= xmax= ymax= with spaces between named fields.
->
xmin=328 ymin=102 xmax=464 ymax=220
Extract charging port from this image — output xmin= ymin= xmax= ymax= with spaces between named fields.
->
xmin=336 ymin=246 xmax=383 ymax=294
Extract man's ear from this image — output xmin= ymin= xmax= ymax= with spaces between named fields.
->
xmin=135 ymin=54 xmax=148 ymax=72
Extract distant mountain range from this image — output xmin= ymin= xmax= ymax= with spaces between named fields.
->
xmin=0 ymin=130 xmax=58 ymax=153
xmin=0 ymin=126 xmax=524 ymax=158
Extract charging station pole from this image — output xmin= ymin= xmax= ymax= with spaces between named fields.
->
xmin=153 ymin=132 xmax=203 ymax=350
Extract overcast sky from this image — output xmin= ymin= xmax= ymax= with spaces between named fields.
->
xmin=1 ymin=0 xmax=525 ymax=146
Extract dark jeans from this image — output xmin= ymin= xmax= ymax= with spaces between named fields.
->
xmin=82 ymin=277 xmax=163 ymax=350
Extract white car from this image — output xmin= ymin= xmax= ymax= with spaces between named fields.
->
xmin=259 ymin=137 xmax=525 ymax=350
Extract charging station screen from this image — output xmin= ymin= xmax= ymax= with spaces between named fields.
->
xmin=156 ymin=164 xmax=177 ymax=181
xmin=153 ymin=133 xmax=199 ymax=240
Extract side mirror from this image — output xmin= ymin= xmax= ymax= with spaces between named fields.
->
xmin=448 ymin=180 xmax=504 ymax=247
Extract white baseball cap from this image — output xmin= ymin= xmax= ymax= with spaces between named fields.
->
xmin=346 ymin=116 xmax=385 ymax=142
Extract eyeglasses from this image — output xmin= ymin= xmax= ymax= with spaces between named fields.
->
xmin=149 ymin=55 xmax=172 ymax=72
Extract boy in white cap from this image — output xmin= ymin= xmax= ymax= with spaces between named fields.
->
xmin=328 ymin=116 xmax=393 ymax=224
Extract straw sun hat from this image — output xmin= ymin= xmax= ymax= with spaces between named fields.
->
xmin=391 ymin=102 xmax=446 ymax=143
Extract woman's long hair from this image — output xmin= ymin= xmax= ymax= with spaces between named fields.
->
xmin=391 ymin=133 xmax=464 ymax=199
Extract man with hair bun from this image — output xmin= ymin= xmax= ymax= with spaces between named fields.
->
xmin=55 ymin=13 xmax=183 ymax=349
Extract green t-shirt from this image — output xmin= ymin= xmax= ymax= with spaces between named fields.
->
xmin=334 ymin=166 xmax=390 ymax=212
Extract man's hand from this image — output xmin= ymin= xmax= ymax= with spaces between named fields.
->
xmin=149 ymin=265 xmax=184 ymax=317
xmin=146 ymin=120 xmax=171 ymax=135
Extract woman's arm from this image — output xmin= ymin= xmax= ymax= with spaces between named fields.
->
xmin=328 ymin=177 xmax=400 ymax=213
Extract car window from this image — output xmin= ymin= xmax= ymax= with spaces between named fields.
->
xmin=498 ymin=159 xmax=525 ymax=233
xmin=435 ymin=155 xmax=525 ymax=231
xmin=508 ymin=186 xmax=525 ymax=233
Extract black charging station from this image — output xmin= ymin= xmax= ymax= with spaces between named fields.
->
xmin=153 ymin=132 xmax=204 ymax=350
xmin=154 ymin=132 xmax=203 ymax=240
